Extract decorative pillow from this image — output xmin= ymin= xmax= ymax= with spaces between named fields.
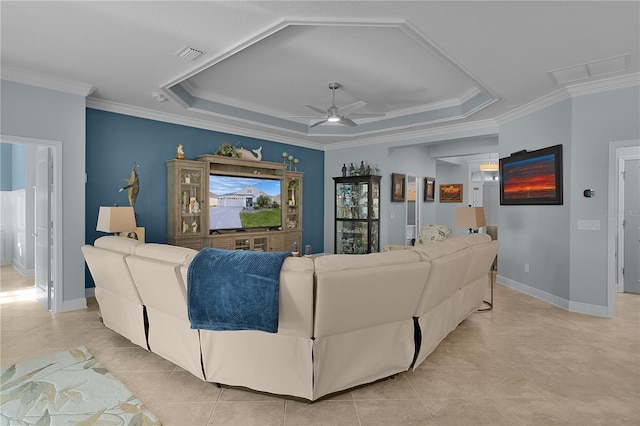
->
xmin=417 ymin=224 xmax=452 ymax=244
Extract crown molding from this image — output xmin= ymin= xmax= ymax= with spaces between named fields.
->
xmin=1 ymin=67 xmax=96 ymax=97
xmin=566 ymin=71 xmax=639 ymax=97
xmin=82 ymin=71 xmax=640 ymax=152
xmin=495 ymin=88 xmax=572 ymax=126
xmin=496 ymin=72 xmax=640 ymax=126
xmin=87 ymin=96 xmax=500 ymax=152
xmin=324 ymin=119 xmax=499 ymax=151
xmin=85 ymin=98 xmax=325 ymax=150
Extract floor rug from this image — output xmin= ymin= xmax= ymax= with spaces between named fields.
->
xmin=1 ymin=346 xmax=160 ymax=425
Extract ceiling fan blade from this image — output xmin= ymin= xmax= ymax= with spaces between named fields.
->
xmin=309 ymin=119 xmax=328 ymax=128
xmin=286 ymin=115 xmax=325 ymax=119
xmin=337 ymin=101 xmax=366 ymax=117
xmin=345 ymin=113 xmax=386 ymax=118
xmin=339 ymin=117 xmax=358 ymax=127
xmin=303 ymin=104 xmax=328 ymax=115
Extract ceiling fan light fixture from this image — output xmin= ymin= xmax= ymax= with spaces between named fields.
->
xmin=327 ymin=116 xmax=340 ymax=122
xmin=479 ymin=161 xmax=498 ymax=171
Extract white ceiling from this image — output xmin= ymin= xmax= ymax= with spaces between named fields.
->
xmin=2 ymin=1 xmax=638 ymax=150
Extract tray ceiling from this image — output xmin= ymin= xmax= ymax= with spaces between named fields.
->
xmin=166 ymin=20 xmax=497 ymax=137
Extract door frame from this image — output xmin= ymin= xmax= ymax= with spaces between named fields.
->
xmin=607 ymin=139 xmax=640 ymax=318
xmin=405 ymin=174 xmax=421 ymax=245
xmin=1 ymin=134 xmax=62 ymax=312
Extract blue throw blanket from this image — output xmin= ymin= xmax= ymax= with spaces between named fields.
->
xmin=187 ymin=248 xmax=290 ymax=333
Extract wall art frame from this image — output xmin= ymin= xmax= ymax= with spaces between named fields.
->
xmin=439 ymin=183 xmax=463 ymax=203
xmin=424 ymin=177 xmax=435 ymax=202
xmin=391 ymin=173 xmax=406 ymax=202
xmin=500 ymin=144 xmax=563 ymax=205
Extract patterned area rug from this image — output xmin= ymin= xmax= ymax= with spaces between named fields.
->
xmin=1 ymin=346 xmax=160 ymax=425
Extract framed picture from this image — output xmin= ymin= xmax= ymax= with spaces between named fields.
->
xmin=424 ymin=177 xmax=435 ymax=202
xmin=439 ymin=183 xmax=463 ymax=203
xmin=391 ymin=173 xmax=405 ymax=202
xmin=500 ymin=144 xmax=563 ymax=205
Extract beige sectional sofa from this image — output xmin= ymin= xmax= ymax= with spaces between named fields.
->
xmin=82 ymin=233 xmax=498 ymax=401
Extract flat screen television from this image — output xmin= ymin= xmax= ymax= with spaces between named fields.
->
xmin=209 ymin=174 xmax=282 ymax=232
xmin=499 ymin=144 xmax=563 ymax=205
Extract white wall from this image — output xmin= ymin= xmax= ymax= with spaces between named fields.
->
xmin=1 ymin=80 xmax=88 ymax=311
xmin=434 ymin=162 xmax=469 ymax=237
xmin=1 ymin=143 xmax=36 ymax=274
xmin=499 ymin=99 xmax=573 ymax=301
xmin=498 ymin=85 xmax=640 ymax=316
xmin=569 ymin=87 xmax=640 ymax=308
xmin=0 ymin=191 xmax=16 ymax=266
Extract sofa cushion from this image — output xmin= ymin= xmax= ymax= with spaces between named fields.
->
xmin=412 ymin=234 xmax=490 ymax=261
xmin=383 ymin=245 xmax=412 ymax=251
xmin=94 ymin=235 xmax=141 ymax=254
xmin=133 ymin=243 xmax=198 ymax=265
xmin=455 ymin=233 xmax=492 ymax=248
xmin=314 ymin=250 xmax=420 ymax=272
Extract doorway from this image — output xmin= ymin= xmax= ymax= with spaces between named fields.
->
xmin=607 ymin=140 xmax=640 ymax=317
xmin=0 ymin=135 xmax=61 ymax=312
xmin=406 ymin=175 xmax=420 ymax=245
xmin=619 ymin=155 xmax=640 ymax=294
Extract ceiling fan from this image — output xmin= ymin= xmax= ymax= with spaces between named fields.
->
xmin=290 ymin=82 xmax=385 ymax=127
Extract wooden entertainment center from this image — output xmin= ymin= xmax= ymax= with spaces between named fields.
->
xmin=167 ymin=155 xmax=302 ymax=252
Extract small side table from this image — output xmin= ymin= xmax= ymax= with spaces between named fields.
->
xmin=478 ymin=263 xmax=495 ymax=312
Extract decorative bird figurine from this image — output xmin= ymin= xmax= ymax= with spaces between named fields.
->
xmin=119 ymin=162 xmax=139 ymax=209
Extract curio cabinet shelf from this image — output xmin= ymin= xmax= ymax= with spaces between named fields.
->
xmin=333 ymin=175 xmax=381 ymax=254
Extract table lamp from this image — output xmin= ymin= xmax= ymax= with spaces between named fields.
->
xmin=96 ymin=206 xmax=137 ymax=235
xmin=455 ymin=206 xmax=486 ymax=234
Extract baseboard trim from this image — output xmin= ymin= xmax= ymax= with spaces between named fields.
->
xmin=11 ymin=263 xmax=35 ymax=277
xmin=568 ymin=300 xmax=610 ymax=318
xmin=61 ymin=297 xmax=87 ymax=312
xmin=497 ymin=275 xmax=610 ymax=318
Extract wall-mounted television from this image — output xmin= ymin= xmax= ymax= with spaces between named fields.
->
xmin=209 ymin=174 xmax=282 ymax=232
xmin=500 ymin=144 xmax=563 ymax=205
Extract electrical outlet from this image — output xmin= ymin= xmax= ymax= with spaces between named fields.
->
xmin=524 ymin=263 xmax=530 ymax=273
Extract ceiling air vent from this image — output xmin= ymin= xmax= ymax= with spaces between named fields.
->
xmin=175 ymin=45 xmax=205 ymax=61
xmin=548 ymin=54 xmax=628 ymax=85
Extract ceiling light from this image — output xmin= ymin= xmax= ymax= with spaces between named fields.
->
xmin=327 ymin=116 xmax=340 ymax=122
xmin=479 ymin=161 xmax=498 ymax=171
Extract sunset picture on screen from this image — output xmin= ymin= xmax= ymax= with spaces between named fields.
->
xmin=502 ymin=154 xmax=557 ymax=200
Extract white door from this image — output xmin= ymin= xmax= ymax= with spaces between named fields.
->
xmin=406 ymin=175 xmax=420 ymax=245
xmin=623 ymin=159 xmax=640 ymax=294
xmin=482 ymin=181 xmax=500 ymax=226
xmin=35 ymin=146 xmax=53 ymax=310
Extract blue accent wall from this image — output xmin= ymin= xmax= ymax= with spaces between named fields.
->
xmin=85 ymin=109 xmax=324 ymax=268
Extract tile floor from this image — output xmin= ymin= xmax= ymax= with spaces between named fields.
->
xmin=1 ymin=265 xmax=638 ymax=425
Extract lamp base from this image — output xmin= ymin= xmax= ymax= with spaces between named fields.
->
xmin=117 ymin=227 xmax=145 ymax=243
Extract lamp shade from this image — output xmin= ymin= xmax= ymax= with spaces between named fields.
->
xmin=455 ymin=206 xmax=487 ymax=230
xmin=96 ymin=206 xmax=137 ymax=233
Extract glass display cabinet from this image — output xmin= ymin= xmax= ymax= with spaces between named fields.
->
xmin=285 ymin=172 xmax=303 ymax=232
xmin=333 ymin=175 xmax=381 ymax=254
xmin=167 ymin=159 xmax=208 ymax=249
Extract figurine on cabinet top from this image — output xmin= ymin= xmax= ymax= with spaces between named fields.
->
xmin=176 ymin=144 xmax=185 ymax=159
